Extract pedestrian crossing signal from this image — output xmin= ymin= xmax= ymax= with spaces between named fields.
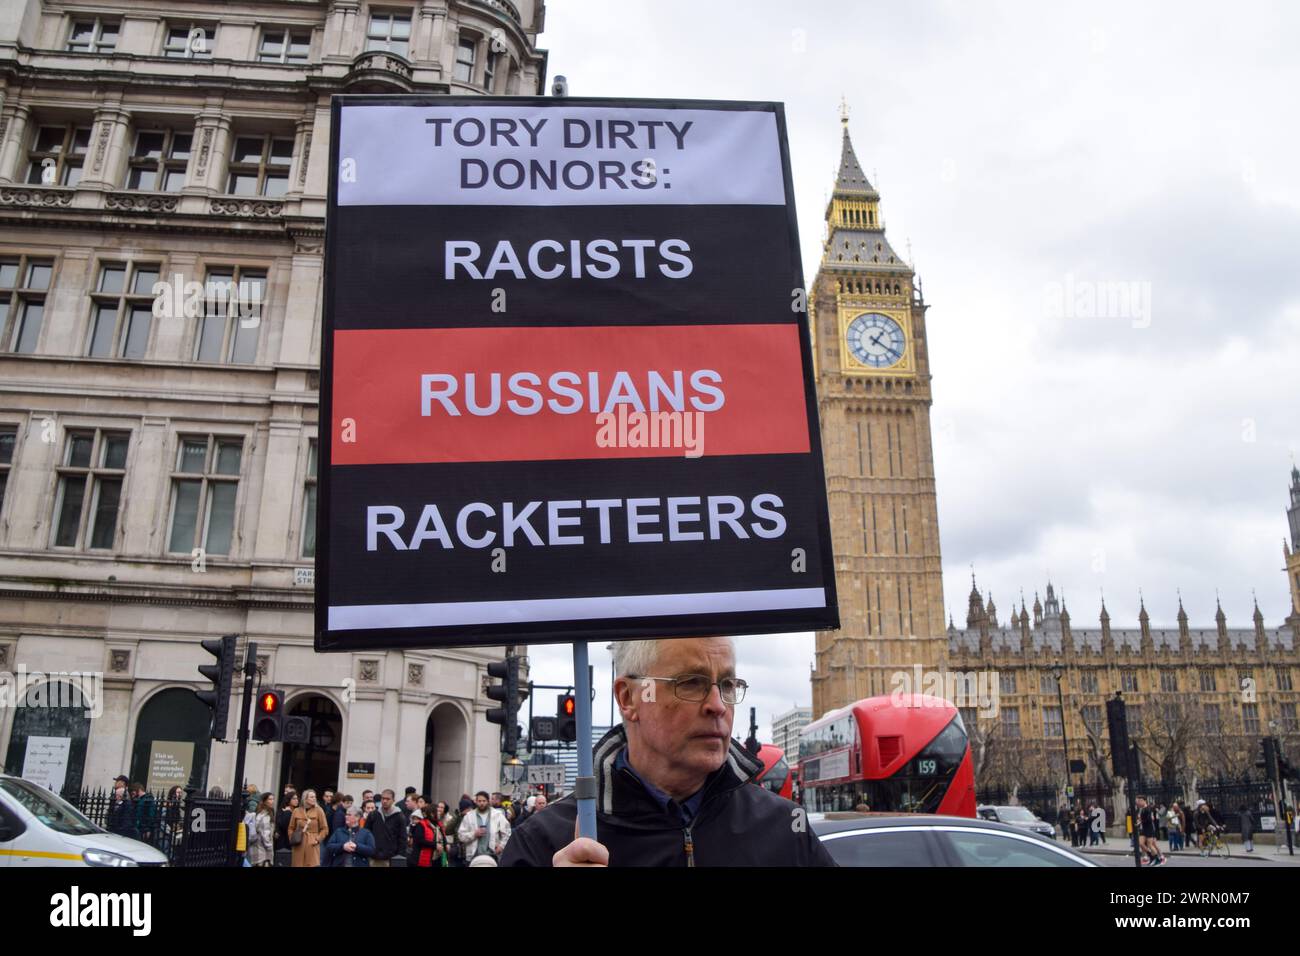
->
xmin=253 ymin=689 xmax=284 ymax=743
xmin=558 ymin=694 xmax=577 ymax=743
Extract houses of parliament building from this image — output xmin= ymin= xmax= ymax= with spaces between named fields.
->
xmin=809 ymin=115 xmax=1300 ymax=788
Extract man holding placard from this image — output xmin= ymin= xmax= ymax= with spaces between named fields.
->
xmin=500 ymin=636 xmax=835 ymax=867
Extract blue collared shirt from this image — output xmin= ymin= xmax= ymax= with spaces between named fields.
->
xmin=614 ymin=747 xmax=705 ymax=825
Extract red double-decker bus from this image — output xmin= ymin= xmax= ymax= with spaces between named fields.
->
xmin=754 ymin=744 xmax=794 ymax=800
xmin=798 ymin=695 xmax=976 ymax=817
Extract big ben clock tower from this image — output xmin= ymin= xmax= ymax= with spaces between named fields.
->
xmin=810 ymin=109 xmax=947 ymax=717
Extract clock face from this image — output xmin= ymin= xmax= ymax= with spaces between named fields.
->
xmin=846 ymin=312 xmax=906 ymax=369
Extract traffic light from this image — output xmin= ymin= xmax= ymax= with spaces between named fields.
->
xmin=487 ymin=654 xmax=523 ymax=756
xmin=1105 ymin=695 xmax=1130 ymax=777
xmin=1258 ymin=736 xmax=1279 ymax=782
xmin=1280 ymin=753 xmax=1297 ymax=783
xmin=558 ymin=693 xmax=577 ymax=743
xmin=195 ymin=634 xmax=237 ymax=741
xmin=253 ymin=689 xmax=284 ymax=743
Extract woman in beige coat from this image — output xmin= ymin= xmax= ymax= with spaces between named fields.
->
xmin=289 ymin=788 xmax=330 ymax=867
xmin=247 ymin=792 xmax=277 ymax=866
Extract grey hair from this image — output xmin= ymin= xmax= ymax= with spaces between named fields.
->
xmin=612 ymin=636 xmax=735 ymax=679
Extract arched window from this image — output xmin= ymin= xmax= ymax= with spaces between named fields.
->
xmin=129 ymin=687 xmax=214 ymax=792
xmin=3 ymin=680 xmax=93 ymax=796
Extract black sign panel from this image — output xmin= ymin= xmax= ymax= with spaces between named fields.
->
xmin=317 ymin=96 xmax=838 ymax=650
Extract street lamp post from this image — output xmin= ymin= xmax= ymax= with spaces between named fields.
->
xmin=1052 ymin=664 xmax=1072 ymax=806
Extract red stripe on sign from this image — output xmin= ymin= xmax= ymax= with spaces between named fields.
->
xmin=331 ymin=325 xmax=810 ymax=465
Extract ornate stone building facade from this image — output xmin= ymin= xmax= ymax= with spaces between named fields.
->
xmin=949 ymin=494 xmax=1299 ymax=793
xmin=809 ymin=115 xmax=946 ymax=717
xmin=0 ymin=0 xmax=546 ymax=798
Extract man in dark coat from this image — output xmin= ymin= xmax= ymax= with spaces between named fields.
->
xmin=501 ymin=636 xmax=835 ymax=867
xmin=107 ymin=776 xmax=139 ymax=840
xmin=366 ymin=789 xmax=408 ymax=866
xmin=129 ymin=782 xmax=157 ymax=843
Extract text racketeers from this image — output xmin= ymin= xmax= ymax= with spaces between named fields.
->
xmin=366 ymin=494 xmax=787 ymax=551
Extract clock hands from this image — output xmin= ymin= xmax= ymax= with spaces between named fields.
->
xmin=868 ymin=329 xmax=901 ymax=359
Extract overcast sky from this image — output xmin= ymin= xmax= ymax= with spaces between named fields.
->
xmin=524 ymin=1 xmax=1300 ymax=741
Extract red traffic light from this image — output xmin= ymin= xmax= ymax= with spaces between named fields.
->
xmin=557 ymin=694 xmax=577 ymax=742
xmin=254 ymin=689 xmax=285 ymax=743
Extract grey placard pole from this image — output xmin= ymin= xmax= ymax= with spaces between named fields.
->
xmin=572 ymin=641 xmax=597 ymax=840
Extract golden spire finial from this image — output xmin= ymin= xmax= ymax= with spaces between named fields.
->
xmin=839 ymin=96 xmax=850 ymax=129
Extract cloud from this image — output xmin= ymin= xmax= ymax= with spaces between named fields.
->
xmin=524 ymin=0 xmax=1300 ymax=727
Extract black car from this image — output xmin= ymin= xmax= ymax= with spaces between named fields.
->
xmin=810 ymin=812 xmax=1098 ymax=867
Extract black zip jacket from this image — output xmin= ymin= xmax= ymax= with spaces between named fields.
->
xmin=500 ymin=725 xmax=835 ymax=867
xmin=367 ymin=806 xmax=408 ymax=859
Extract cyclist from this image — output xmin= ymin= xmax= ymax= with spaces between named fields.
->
xmin=1194 ymin=799 xmax=1223 ymax=855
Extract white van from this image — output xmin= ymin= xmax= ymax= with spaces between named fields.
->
xmin=0 ymin=774 xmax=168 ymax=867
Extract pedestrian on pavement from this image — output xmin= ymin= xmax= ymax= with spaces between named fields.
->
xmin=405 ymin=793 xmax=423 ymax=822
xmin=401 ymin=787 xmax=417 ymax=829
xmin=410 ymin=806 xmax=447 ymax=867
xmin=331 ymin=794 xmax=354 ymax=832
xmin=276 ymin=792 xmax=298 ymax=851
xmin=1239 ymin=805 xmax=1255 ymax=852
xmin=358 ymin=798 xmax=377 ymax=828
xmin=107 ymin=776 xmax=139 ymax=841
xmin=459 ymin=790 xmax=512 ymax=862
xmin=489 ymin=791 xmax=512 ymax=825
xmin=1087 ymin=803 xmax=1102 ymax=846
xmin=501 ymin=636 xmax=836 ymax=867
xmin=329 ymin=790 xmax=348 ymax=834
xmin=248 ymin=792 xmax=276 ymax=867
xmin=129 ymin=782 xmax=158 ymax=844
xmin=1136 ymin=796 xmax=1166 ymax=865
xmin=160 ymin=785 xmax=185 ymax=856
xmin=288 ymin=788 xmax=330 ymax=868
xmin=1166 ymin=802 xmax=1184 ymax=851
xmin=440 ymin=800 xmax=465 ymax=866
xmin=322 ymin=808 xmax=376 ymax=866
xmin=366 ymin=789 xmax=408 ymax=867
